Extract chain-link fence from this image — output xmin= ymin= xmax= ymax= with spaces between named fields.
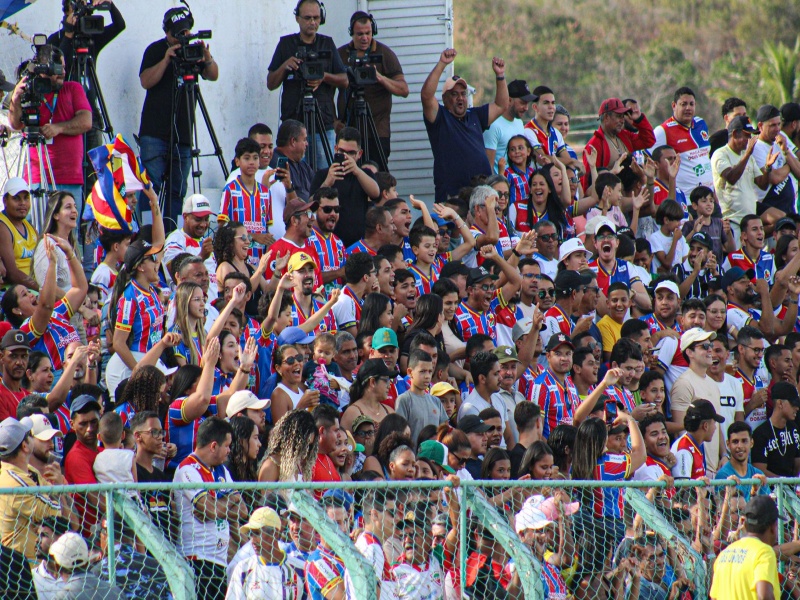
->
xmin=0 ymin=477 xmax=796 ymax=599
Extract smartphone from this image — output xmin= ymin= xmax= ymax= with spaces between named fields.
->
xmin=333 ymin=152 xmax=346 ymax=165
xmin=276 ymin=156 xmax=289 ymax=179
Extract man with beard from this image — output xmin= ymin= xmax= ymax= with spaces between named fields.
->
xmin=717 ymin=422 xmax=767 ymax=501
xmin=515 ymin=506 xmax=568 ymax=599
xmin=288 ymin=253 xmax=336 ymax=335
xmin=345 ymin=206 xmax=395 ymax=257
xmin=391 ymin=502 xmax=445 ymax=598
xmin=653 ymin=297 xmax=707 ymax=394
xmin=723 ymin=214 xmax=776 ymax=283
xmin=635 ymin=535 xmax=692 ymax=600
xmin=163 ymin=194 xmax=218 ymax=295
xmin=478 ymin=407 xmax=504 ymax=450
xmin=0 ymin=330 xmax=30 ymax=421
xmin=541 ymin=270 xmax=591 ymax=350
xmin=779 ymin=102 xmax=800 ymax=210
xmin=707 ymin=336 xmax=744 ymax=439
xmin=736 ymin=326 xmax=770 ymax=430
xmin=517 ymin=258 xmax=541 ymax=321
xmin=459 ymin=351 xmax=511 ymax=448
xmin=641 ymin=280 xmax=682 ymax=340
xmin=484 ymin=79 xmax=537 ymax=173
xmin=26 ymin=414 xmax=63 ymax=477
xmin=453 ymin=267 xmax=499 ymax=344
xmin=63 ymin=395 xmax=103 ymax=536
xmin=308 ymin=187 xmax=346 ymax=291
xmin=633 ymin=414 xmax=678 ymax=501
xmin=262 ymin=197 xmax=324 ymax=288
xmin=32 ymin=516 xmax=70 ymax=600
xmin=620 ymin=319 xmax=655 ymax=371
xmin=722 ymin=267 xmax=776 ymax=339
xmin=753 ymin=105 xmax=800 ymax=221
xmin=531 ymin=334 xmax=581 ymax=438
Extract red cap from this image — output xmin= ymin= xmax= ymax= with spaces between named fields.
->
xmin=599 ymin=98 xmax=630 ymax=116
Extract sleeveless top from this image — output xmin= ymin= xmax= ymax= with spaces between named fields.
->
xmin=276 ymin=382 xmax=305 ymax=409
xmin=0 ymin=213 xmax=37 ymax=276
xmin=222 ymin=259 xmax=262 ymax=317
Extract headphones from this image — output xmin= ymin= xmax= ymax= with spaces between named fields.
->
xmin=162 ymin=7 xmax=193 ymax=34
xmin=294 ymin=0 xmax=326 ymax=26
xmin=348 ymin=11 xmax=377 ymax=36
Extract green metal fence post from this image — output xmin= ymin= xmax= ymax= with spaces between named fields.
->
xmin=459 ymin=485 xmax=468 ymax=596
xmin=105 ymin=490 xmax=115 ymax=587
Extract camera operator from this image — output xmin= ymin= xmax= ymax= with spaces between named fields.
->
xmin=267 ymin=0 xmax=347 ymax=170
xmin=336 ymin=11 xmax=408 ymax=172
xmin=7 ymin=44 xmax=92 ymax=200
xmin=138 ymin=7 xmax=218 ymax=226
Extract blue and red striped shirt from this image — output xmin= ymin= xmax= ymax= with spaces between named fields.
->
xmin=530 ymin=368 xmax=581 ymax=438
xmin=168 ymin=395 xmax=218 ymax=469
xmin=22 ymin=299 xmax=81 ymax=371
xmin=218 ymin=176 xmax=273 ymax=266
xmin=590 ymin=452 xmax=632 ymax=518
xmin=292 ymin=294 xmax=336 ymax=335
xmin=308 ymin=227 xmax=345 ymax=291
xmin=345 ymin=240 xmax=378 ymax=257
xmin=409 ymin=262 xmax=441 ymax=297
xmin=114 ymin=280 xmax=164 ymax=354
xmin=453 ymin=301 xmax=497 ymax=344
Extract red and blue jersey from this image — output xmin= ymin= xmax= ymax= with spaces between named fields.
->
xmin=671 ymin=433 xmax=706 ymax=480
xmin=543 ymin=304 xmax=573 ymax=338
xmin=114 ymin=280 xmax=164 ymax=354
xmin=114 ymin=402 xmax=135 ymax=428
xmin=653 ymin=178 xmax=689 ymax=220
xmin=504 ymin=164 xmax=535 ymax=213
xmin=530 ymin=369 xmax=581 ymax=438
xmin=588 ymin=258 xmax=640 ymax=296
xmin=590 ymin=453 xmax=632 ymax=518
xmin=385 ymin=375 xmax=410 ymax=410
xmin=604 ymin=384 xmax=637 ymax=414
xmin=640 ymin=314 xmax=682 ymax=337
xmin=308 ymin=227 xmax=345 ymax=290
xmin=524 ymin=118 xmax=564 ymax=156
xmin=400 ymin=236 xmax=415 ymax=265
xmin=254 ymin=326 xmax=279 ymax=398
xmin=219 ymin=176 xmax=273 ymax=265
xmin=643 ymin=455 xmax=677 ymax=500
xmin=453 ymin=301 xmax=497 ymax=344
xmin=212 ymin=367 xmax=234 ymax=396
xmin=518 ymin=365 xmax=543 ymax=401
xmin=737 ymin=368 xmax=767 ymax=429
xmin=305 ymin=546 xmax=346 ymax=600
xmin=292 ymin=294 xmax=336 ymax=335
xmin=340 ymin=285 xmax=364 ymax=325
xmin=170 ymin=325 xmax=203 ymax=366
xmin=723 ymin=248 xmax=774 ymax=284
xmin=168 ymin=395 xmax=218 ymax=469
xmin=652 ymin=116 xmax=713 ymax=194
xmin=409 ymin=262 xmax=441 ymax=297
xmin=345 ymin=239 xmax=378 ymax=257
xmin=540 ymin=561 xmax=568 ymax=600
xmin=471 ymin=220 xmax=513 ymax=261
xmin=22 ymin=299 xmax=81 ymax=371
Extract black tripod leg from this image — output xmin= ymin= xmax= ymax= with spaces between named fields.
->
xmin=313 ymin=98 xmax=333 ymax=166
xmin=195 ymin=86 xmax=229 ymax=180
xmin=84 ymin=56 xmax=114 ymax=140
xmin=363 ymin=102 xmax=388 ymax=170
xmin=303 ymin=97 xmax=318 ymax=172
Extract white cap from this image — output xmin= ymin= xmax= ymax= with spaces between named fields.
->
xmin=514 ymin=505 xmax=554 ymax=533
xmin=654 ymin=280 xmax=680 ymax=297
xmin=558 ymin=238 xmax=592 ymax=263
xmin=49 ymin=532 xmax=89 ymax=569
xmin=512 ymin=317 xmax=534 ymax=343
xmin=591 ymin=217 xmax=616 ymax=236
xmin=29 ymin=414 xmax=62 ymax=441
xmin=182 ymin=194 xmax=214 ymax=217
xmin=225 ymin=390 xmax=270 ymax=418
xmin=2 ymin=177 xmax=30 ymax=198
xmin=155 ymin=362 xmax=179 ymax=377
xmin=679 ymin=327 xmax=716 ymax=352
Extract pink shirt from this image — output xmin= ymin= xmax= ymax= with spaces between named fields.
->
xmin=25 ymin=81 xmax=91 ymax=185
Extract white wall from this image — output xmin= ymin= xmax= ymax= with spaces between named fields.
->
xmin=1 ymin=0 xmax=358 ymax=195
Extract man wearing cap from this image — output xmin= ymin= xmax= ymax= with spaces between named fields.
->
xmin=722 ymin=269 xmax=776 ymax=340
xmin=673 ymin=232 xmax=719 ymax=299
xmin=49 ymin=531 xmax=123 ymax=599
xmin=712 ymin=115 xmax=778 ymax=240
xmin=0 ymin=178 xmax=40 ymax=290
xmin=484 ymin=79 xmax=536 ymax=173
xmin=582 ymin=97 xmax=655 ymax=182
xmin=671 ymin=399 xmax=725 ymax=480
xmin=531 ymin=334 xmax=581 ymax=438
xmin=723 ymin=214 xmax=776 ymax=284
xmin=32 ymin=515 xmax=70 ymax=599
xmin=162 ymin=194 xmax=218 ymax=295
xmin=0 ymin=329 xmax=31 ymax=421
xmin=541 ymin=269 xmax=592 ymax=349
xmin=670 ymin=329 xmax=724 ymax=476
xmin=753 ymin=104 xmax=800 ymax=218
xmin=287 ymin=252 xmax=336 ymax=335
xmin=421 ymin=48 xmax=508 ymax=203
xmin=261 ymin=197 xmax=324 ymax=288
xmin=227 ymin=507 xmax=303 ymax=599
xmin=710 ymin=495 xmax=780 ymax=600
xmin=366 ymin=331 xmax=408 ymax=407
xmin=751 ymin=381 xmax=800 ymax=478
xmin=225 ymin=390 xmax=270 ymax=435
xmin=641 ymin=280 xmax=682 ymax=340
xmin=495 ymin=344 xmax=532 ymax=444
xmin=0 ymin=417 xmax=71 ymax=561
xmin=515 ymin=505 xmax=568 ymax=599
xmin=63 ymin=394 xmax=102 ymax=536
xmin=391 ymin=501 xmax=445 ymax=598
xmin=26 ymin=413 xmax=63 ymax=476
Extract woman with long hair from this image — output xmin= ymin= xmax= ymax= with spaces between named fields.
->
xmin=519 ymin=440 xmax=556 ymax=481
xmin=170 ymin=282 xmax=207 ymax=366
xmin=214 ymin=221 xmax=271 ymax=317
xmin=357 ymin=293 xmax=393 ymax=337
xmin=432 ymin=278 xmax=467 ymax=363
xmin=775 ymin=233 xmax=799 ymax=270
xmin=340 ymin=358 xmax=395 ymax=433
xmin=548 ymin=424 xmax=577 ymax=479
xmin=399 ymin=293 xmax=444 ymax=372
xmin=32 ymin=191 xmax=79 ymax=295
xmin=213 ymin=330 xmax=239 ymax=395
xmin=25 ymin=352 xmax=54 ymax=394
xmin=362 ymin=415 xmax=411 ymax=474
xmin=227 ymin=415 xmax=262 ymax=488
xmin=270 ymin=344 xmax=321 ymax=423
xmin=480 ymin=447 xmax=512 ymax=480
xmin=258 ymin=409 xmax=319 ymax=483
xmin=486 ymin=174 xmax=518 ymax=252
xmin=116 ymin=365 xmax=166 ymax=421
xmin=504 ymin=134 xmax=535 ymax=234
xmin=704 ymin=294 xmax=727 ymax=340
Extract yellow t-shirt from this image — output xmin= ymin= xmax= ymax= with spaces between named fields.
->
xmin=0 ymin=212 xmax=37 ymax=277
xmin=710 ymin=536 xmax=779 ymax=600
xmin=597 ymin=315 xmax=623 ymax=353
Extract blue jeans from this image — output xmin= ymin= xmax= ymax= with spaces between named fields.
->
xmin=138 ymin=135 xmax=192 ymax=228
xmin=307 ymin=129 xmax=336 ymax=170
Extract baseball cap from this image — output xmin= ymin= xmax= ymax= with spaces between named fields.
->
xmin=546 ymin=333 xmax=575 ymax=353
xmin=467 ymin=266 xmax=498 ymax=287
xmin=679 ymin=327 xmax=716 ymax=352
xmin=654 ymin=280 xmax=680 ymax=297
xmin=720 ymin=266 xmax=755 ymax=290
xmin=583 ymin=215 xmax=607 ymax=236
xmin=276 ymin=326 xmax=316 ymax=346
xmin=164 ymin=6 xmax=193 ymax=35
xmin=727 ymin=115 xmax=759 ymax=134
xmin=593 ymin=217 xmax=617 ymax=236
xmin=440 ymin=260 xmax=470 ymax=278
xmin=558 ymin=238 xmax=592 ymax=263
xmin=156 ymin=362 xmax=179 ymax=377
xmin=508 ymin=80 xmax=538 ymax=102
xmin=431 ymin=214 xmax=455 ymax=230
xmin=181 ymin=193 xmax=214 ymax=217
xmin=430 ymin=381 xmax=459 ymax=398
xmin=686 ymin=399 xmax=724 ymax=424
xmin=690 ymin=231 xmax=713 ymax=249
xmin=599 ymin=98 xmax=631 ymax=116
xmin=70 ymin=394 xmax=102 ymax=417
xmin=0 ymin=68 xmax=14 ymax=92
xmin=756 ymin=104 xmax=781 ymax=123
xmin=282 ymin=502 xmax=303 ymax=519
xmin=514 ymin=505 xmax=554 ymax=533
xmin=345 ymin=430 xmax=364 ymax=453
xmin=493 ymin=345 xmax=520 ymax=364
xmin=1 ymin=329 xmax=29 ymax=352
xmin=30 ymin=414 xmax=62 ymax=441
xmin=554 ymin=269 xmax=591 ymax=294
xmin=773 ymin=381 xmax=800 ymax=407
xmin=322 ymin=488 xmax=355 ymax=511
xmin=775 ymin=217 xmax=796 ymax=232
xmin=371 ymin=327 xmax=399 ymax=350
xmin=457 ymin=415 xmax=491 ymax=434
xmin=512 ymin=317 xmax=534 ymax=343
xmin=442 ymin=75 xmax=469 ymax=95
xmin=417 ymin=440 xmax=456 ymax=474
xmin=527 ymin=495 xmax=580 ymax=521
xmin=744 ymin=495 xmax=787 ymax=528
xmin=351 ymin=414 xmax=375 ymax=432
xmin=356 ymin=358 xmax=397 ymax=382
xmin=780 ymin=102 xmax=800 ymax=124
xmin=287 ymin=252 xmax=316 ymax=274
xmin=397 ymin=501 xmax=433 ymax=530
xmin=49 ymin=532 xmax=89 ymax=570
xmin=0 ymin=417 xmax=32 ymax=456
xmin=123 ymin=239 xmax=162 ymax=272
xmin=225 ymin=390 xmax=270 ymax=418
xmin=283 ymin=197 xmax=318 ymax=223
xmin=240 ymin=507 xmax=282 ymax=535
xmin=2 ymin=177 xmax=30 ymax=198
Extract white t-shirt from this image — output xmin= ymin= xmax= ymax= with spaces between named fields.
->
xmin=331 ymin=292 xmax=359 ymax=331
xmin=226 ymin=553 xmax=303 ymax=600
xmin=458 ymin=388 xmax=509 ymax=449
xmin=91 ymin=262 xmax=118 ymax=306
xmin=227 ymin=540 xmax=256 ymax=585
xmin=649 ymin=228 xmax=688 ymax=272
xmin=715 ymin=373 xmax=744 ymax=438
xmin=751 ymin=139 xmax=787 ymax=201
xmin=390 ymin=556 xmax=445 ymax=600
xmin=93 ymin=448 xmax=134 ymax=485
xmin=533 ymin=253 xmax=558 ymax=281
xmin=654 ymin=337 xmax=687 ymax=394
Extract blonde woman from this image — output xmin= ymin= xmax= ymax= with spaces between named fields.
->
xmin=169 ymin=281 xmax=207 ymax=366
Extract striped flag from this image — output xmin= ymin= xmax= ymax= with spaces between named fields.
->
xmin=86 ymin=135 xmax=149 ymax=233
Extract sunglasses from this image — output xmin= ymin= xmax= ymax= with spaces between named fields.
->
xmin=452 ymin=453 xmax=470 ymax=467
xmin=538 ymin=289 xmax=556 ymax=299
xmin=693 ymin=342 xmax=714 ymax=351
xmin=320 ymin=205 xmax=340 ymax=214
xmin=495 ymin=191 xmax=510 ymax=199
xmin=538 ymin=233 xmax=559 ymax=242
xmin=235 ymin=234 xmax=252 ymax=243
xmin=478 ymin=284 xmax=494 ymax=292
xmin=437 ymin=229 xmax=450 ymax=237
xmin=283 ymin=355 xmax=303 ymax=365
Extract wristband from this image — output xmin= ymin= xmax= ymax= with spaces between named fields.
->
xmin=512 ymin=248 xmax=521 ymax=258
xmin=238 ymin=367 xmax=250 ymax=374
xmin=495 ymin=76 xmax=505 ymax=81
xmin=286 ymin=185 xmax=296 ymax=193
xmin=789 ymin=299 xmax=799 ymax=305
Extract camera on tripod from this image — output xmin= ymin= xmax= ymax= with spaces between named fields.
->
xmin=296 ymin=47 xmax=331 ymax=82
xmin=174 ymin=30 xmax=212 ymax=67
xmin=70 ymin=0 xmax=109 ymax=37
xmin=347 ymin=52 xmax=382 ymax=87
xmin=20 ymin=35 xmax=65 ymax=128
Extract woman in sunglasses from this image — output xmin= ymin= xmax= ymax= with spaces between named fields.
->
xmin=214 ymin=220 xmax=272 ymax=318
xmin=536 ymin=274 xmax=556 ymax=311
xmin=270 ymin=344 xmax=321 ymax=423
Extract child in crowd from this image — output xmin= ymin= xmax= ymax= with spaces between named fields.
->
xmin=586 ymin=172 xmax=627 ymax=229
xmin=637 ymin=370 xmax=667 ymax=415
xmin=375 ymin=171 xmax=398 ymax=205
xmin=93 ymin=412 xmax=137 ymax=490
xmin=681 ymin=185 xmax=735 ymax=262
xmin=408 ymin=226 xmax=441 ymax=296
xmin=650 ymin=200 xmax=688 ymax=272
xmin=304 ymin=332 xmax=342 ymax=409
xmin=395 ymin=349 xmax=448 ymax=443
xmin=91 ymin=228 xmax=132 ymax=306
xmin=633 ymin=239 xmax=655 ymax=280
xmin=431 ymin=381 xmax=460 ymax=428
xmin=80 ymin=285 xmax=102 ymax=344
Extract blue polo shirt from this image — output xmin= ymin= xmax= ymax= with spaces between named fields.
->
xmin=425 ymin=103 xmax=492 ymax=202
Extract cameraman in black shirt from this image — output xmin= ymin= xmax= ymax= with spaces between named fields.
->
xmin=267 ymin=0 xmax=347 ymax=170
xmin=138 ymin=7 xmax=218 ymax=227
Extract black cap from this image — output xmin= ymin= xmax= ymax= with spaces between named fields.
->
xmin=508 ymin=80 xmax=538 ymax=102
xmin=686 ymin=399 xmax=724 ymax=423
xmin=775 ymin=217 xmax=796 ymax=232
xmin=744 ymin=495 xmax=786 ymax=528
xmin=727 ymin=115 xmax=759 ymax=134
xmin=616 ymin=226 xmax=634 ymax=239
xmin=397 ymin=501 xmax=433 ymax=530
xmin=440 ymin=260 xmax=470 ymax=279
xmin=355 ymin=358 xmax=398 ymax=383
xmin=773 ymin=381 xmax=800 ymax=407
xmin=720 ymin=266 xmax=754 ymax=290
xmin=756 ymin=104 xmax=781 ymax=124
xmin=690 ymin=231 xmax=713 ymax=249
xmin=545 ymin=333 xmax=575 ymax=352
xmin=781 ymin=102 xmax=800 ymax=124
xmin=0 ymin=69 xmax=14 ymax=93
xmin=554 ymin=270 xmax=591 ymax=293
xmin=123 ymin=239 xmax=162 ymax=272
xmin=70 ymin=394 xmax=101 ymax=417
xmin=1 ymin=329 xmax=29 ymax=352
xmin=467 ymin=266 xmax=498 ymax=287
xmin=458 ymin=415 xmax=491 ymax=434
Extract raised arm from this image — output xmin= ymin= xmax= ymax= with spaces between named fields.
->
xmin=300 ymin=289 xmax=341 ymax=333
xmin=50 ymin=236 xmax=88 ymax=312
xmin=208 ymin=283 xmax=247 ymax=340
xmin=487 ymin=57 xmax=508 ymax=124
xmin=29 ymin=236 xmax=59 ymax=336
xmin=421 ymin=49 xmax=456 ymax=123
xmin=179 ymin=337 xmax=219 ymax=423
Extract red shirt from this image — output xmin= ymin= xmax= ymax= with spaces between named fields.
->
xmin=0 ymin=382 xmax=29 ymax=421
xmin=311 ymin=453 xmax=341 ymax=499
xmin=64 ymin=439 xmax=99 ymax=536
xmin=262 ymin=238 xmax=324 ymax=290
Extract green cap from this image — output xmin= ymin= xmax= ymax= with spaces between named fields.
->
xmin=493 ymin=345 xmax=519 ymax=364
xmin=371 ymin=327 xmax=398 ymax=350
xmin=417 ymin=440 xmax=456 ymax=474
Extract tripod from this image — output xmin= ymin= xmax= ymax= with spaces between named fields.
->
xmin=301 ymin=83 xmax=333 ymax=171
xmin=346 ymin=86 xmax=387 ymax=170
xmin=20 ymin=129 xmax=57 ymax=230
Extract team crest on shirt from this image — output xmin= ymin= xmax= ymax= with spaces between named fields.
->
xmin=701 ymin=130 xmax=709 ymax=141
xmin=764 ymin=270 xmax=771 ymax=280
xmin=487 ymin=313 xmax=495 ymax=327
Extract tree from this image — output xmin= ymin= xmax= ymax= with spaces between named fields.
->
xmin=759 ymin=37 xmax=800 ymax=106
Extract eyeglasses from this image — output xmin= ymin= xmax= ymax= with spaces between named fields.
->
xmin=692 ymin=342 xmax=714 ymax=351
xmin=139 ymin=428 xmax=165 ymax=438
xmin=235 ymin=235 xmax=252 ymax=243
xmin=569 ymin=176 xmax=580 ymax=184
xmin=283 ymin=355 xmax=303 ymax=365
xmin=538 ymin=289 xmax=556 ymax=299
xmin=320 ymin=205 xmax=340 ymax=214
xmin=596 ymin=233 xmax=617 ymax=242
xmin=452 ymin=453 xmax=470 ymax=467
xmin=478 ymin=284 xmax=494 ymax=292
xmin=437 ymin=229 xmax=450 ymax=237
xmin=538 ymin=233 xmax=559 ymax=242
xmin=354 ymin=429 xmax=375 ymax=438
xmin=742 ymin=345 xmax=765 ymax=355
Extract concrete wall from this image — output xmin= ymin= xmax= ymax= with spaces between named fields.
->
xmin=2 ymin=0 xmax=358 ymax=197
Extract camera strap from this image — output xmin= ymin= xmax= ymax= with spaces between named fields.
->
xmin=44 ymin=93 xmax=59 ymax=119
